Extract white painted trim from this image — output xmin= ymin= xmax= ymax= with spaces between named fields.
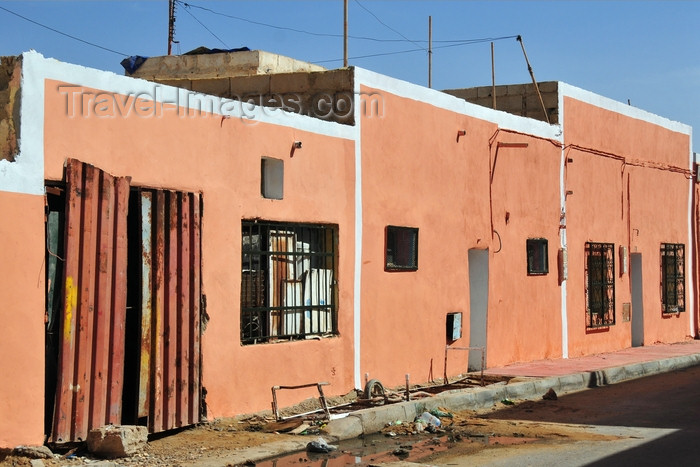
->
xmin=354 ymin=67 xmax=562 ymax=142
xmin=0 ymin=51 xmax=46 ymax=195
xmin=557 ymin=87 xmax=569 ymax=359
xmin=1 ymin=51 xmax=357 ymax=195
xmin=688 ymin=137 xmax=696 ymax=337
xmin=558 ymin=82 xmax=691 ymax=135
xmin=352 ymin=73 xmax=363 ymax=390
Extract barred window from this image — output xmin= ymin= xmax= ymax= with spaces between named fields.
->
xmin=241 ymin=220 xmax=338 ymax=344
xmin=385 ymin=226 xmax=418 ymax=271
xmin=585 ymin=242 xmax=615 ymax=328
xmin=661 ymin=243 xmax=685 ymax=313
xmin=526 ymin=238 xmax=549 ymax=275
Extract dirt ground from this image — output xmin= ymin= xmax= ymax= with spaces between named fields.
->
xmin=0 ymin=387 xmax=616 ymax=467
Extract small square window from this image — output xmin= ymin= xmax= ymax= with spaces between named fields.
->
xmin=385 ymin=226 xmax=418 ymax=271
xmin=261 ymin=157 xmax=283 ymax=199
xmin=526 ymin=238 xmax=548 ymax=275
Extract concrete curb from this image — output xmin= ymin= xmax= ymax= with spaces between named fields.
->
xmin=199 ymin=353 xmax=700 ymax=465
xmin=324 ymin=353 xmax=700 ymax=441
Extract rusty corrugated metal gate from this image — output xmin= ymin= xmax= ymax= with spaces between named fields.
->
xmin=49 ymin=159 xmax=202 ymax=443
xmin=138 ymin=189 xmax=202 ymax=433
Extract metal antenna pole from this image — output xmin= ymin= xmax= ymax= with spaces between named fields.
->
xmin=491 ymin=42 xmax=496 ymax=109
xmin=343 ymin=0 xmax=348 ymax=67
xmin=428 ymin=16 xmax=432 ymax=88
xmin=168 ymin=0 xmax=176 ymax=55
xmin=517 ymin=35 xmax=549 ymax=123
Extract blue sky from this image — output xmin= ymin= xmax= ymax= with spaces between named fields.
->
xmin=2 ymin=1 xmax=698 ymax=153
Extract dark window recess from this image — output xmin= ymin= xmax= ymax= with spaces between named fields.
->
xmin=526 ymin=238 xmax=549 ymax=275
xmin=661 ymin=243 xmax=685 ymax=313
xmin=585 ymin=242 xmax=615 ymax=328
xmin=385 ymin=226 xmax=418 ymax=271
xmin=241 ymin=220 xmax=338 ymax=344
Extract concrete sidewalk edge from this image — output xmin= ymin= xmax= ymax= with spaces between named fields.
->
xmin=193 ymin=353 xmax=700 ymax=466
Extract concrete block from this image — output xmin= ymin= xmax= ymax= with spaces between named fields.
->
xmin=557 ymin=373 xmax=585 ymax=393
xmin=503 ymin=381 xmax=536 ymax=400
xmin=494 ymin=94 xmax=523 ymax=113
xmin=190 ymin=78 xmax=230 ymax=98
xmin=230 ymin=75 xmax=272 ymax=96
xmin=29 ymin=460 xmax=45 ymax=467
xmin=471 ymin=386 xmax=505 ymax=409
xmin=87 ymin=425 xmax=148 ymax=459
xmin=155 ymin=79 xmax=192 ymax=90
xmin=602 ymin=365 xmax=627 ymax=384
xmin=537 ymin=81 xmax=559 ymax=93
xmin=355 ymin=404 xmax=409 ymax=434
xmin=476 ymin=86 xmax=493 ymax=99
xmin=506 ymin=84 xmax=527 ymax=96
xmin=441 ymin=391 xmax=477 ymax=411
xmin=533 ymin=377 xmax=561 ymax=396
xmin=323 ymin=415 xmax=363 ymax=441
xmin=640 ymin=361 xmax=661 ymax=375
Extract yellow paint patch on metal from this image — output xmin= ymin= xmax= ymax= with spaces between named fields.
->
xmin=63 ymin=276 xmax=77 ymax=340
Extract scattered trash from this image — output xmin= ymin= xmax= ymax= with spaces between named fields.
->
xmin=430 ymin=408 xmax=454 ymax=419
xmin=419 ymin=411 xmax=442 ymax=427
xmin=501 ymin=399 xmax=515 ymax=405
xmin=386 ymin=431 xmax=397 ymax=437
xmin=306 ymin=437 xmax=338 ymax=453
xmin=542 ymin=388 xmax=558 ymax=400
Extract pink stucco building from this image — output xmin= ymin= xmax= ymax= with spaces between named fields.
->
xmin=0 ymin=50 xmax=694 ymax=447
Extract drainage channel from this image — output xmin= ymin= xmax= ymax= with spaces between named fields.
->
xmin=247 ymin=431 xmax=539 ymax=466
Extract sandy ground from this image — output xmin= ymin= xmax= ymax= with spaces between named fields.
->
xmin=0 ymin=388 xmax=615 ymax=467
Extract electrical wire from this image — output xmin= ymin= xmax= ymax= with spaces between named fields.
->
xmin=353 ymin=0 xmax=426 ymax=51
xmin=313 ymin=36 xmax=519 ymax=64
xmin=180 ymin=2 xmax=230 ymax=49
xmin=0 ymin=4 xmax=128 ymax=57
xmin=177 ymin=1 xmax=515 ymax=45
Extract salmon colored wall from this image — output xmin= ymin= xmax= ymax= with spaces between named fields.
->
xmin=563 ymin=97 xmax=692 ymax=356
xmin=563 ymin=97 xmax=690 ymax=169
xmin=42 ymin=80 xmax=356 ymax=417
xmin=629 ymin=166 xmax=691 ymax=343
xmin=359 ymin=85 xmax=494 ymax=387
xmin=487 ymin=135 xmax=563 ymax=366
xmin=0 ymin=192 xmax=45 ymax=446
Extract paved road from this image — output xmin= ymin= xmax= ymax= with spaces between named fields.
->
xmin=426 ymin=364 xmax=700 ymax=466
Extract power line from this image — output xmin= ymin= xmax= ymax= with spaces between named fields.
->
xmin=177 ymin=1 xmax=513 ymax=45
xmin=0 ymin=4 xmax=127 ymax=57
xmin=353 ymin=0 xmax=426 ymax=51
xmin=313 ymin=35 xmax=520 ymax=64
xmin=180 ymin=3 xmax=230 ymax=49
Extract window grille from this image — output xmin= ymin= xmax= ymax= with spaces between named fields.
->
xmin=585 ymin=242 xmax=615 ymax=328
xmin=526 ymin=238 xmax=549 ymax=275
xmin=241 ymin=220 xmax=338 ymax=344
xmin=385 ymin=226 xmax=418 ymax=271
xmin=661 ymin=243 xmax=685 ymax=313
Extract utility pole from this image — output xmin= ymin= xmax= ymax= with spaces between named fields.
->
xmin=168 ymin=0 xmax=176 ymax=55
xmin=428 ymin=16 xmax=432 ymax=88
xmin=517 ymin=35 xmax=549 ymax=123
xmin=343 ymin=0 xmax=348 ymax=67
xmin=491 ymin=42 xmax=496 ymax=109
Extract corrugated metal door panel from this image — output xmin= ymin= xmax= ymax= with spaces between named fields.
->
xmin=51 ymin=159 xmax=130 ymax=443
xmin=142 ymin=190 xmax=201 ymax=433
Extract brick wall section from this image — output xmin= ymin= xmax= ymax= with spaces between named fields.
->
xmin=0 ymin=55 xmax=21 ymax=162
xmin=442 ymin=81 xmax=559 ymax=124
